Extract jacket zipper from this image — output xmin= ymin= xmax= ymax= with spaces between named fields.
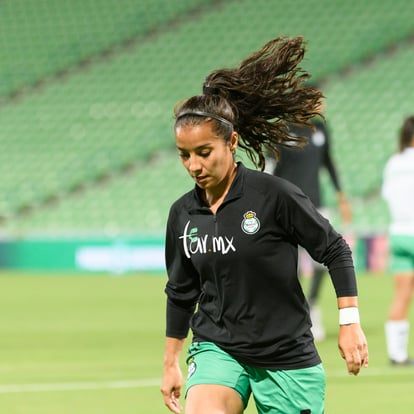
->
xmin=213 ymin=214 xmax=218 ymax=237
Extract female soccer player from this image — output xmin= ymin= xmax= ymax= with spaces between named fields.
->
xmin=161 ymin=37 xmax=368 ymax=414
xmin=382 ymin=115 xmax=414 ymax=366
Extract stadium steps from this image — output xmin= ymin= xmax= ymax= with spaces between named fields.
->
xmin=1 ymin=0 xmax=414 ymax=235
xmin=318 ymin=44 xmax=414 ymax=232
xmin=1 ymin=151 xmax=190 ymax=236
xmin=0 ymin=0 xmax=218 ymax=98
xmin=324 ymin=45 xmax=414 ymax=197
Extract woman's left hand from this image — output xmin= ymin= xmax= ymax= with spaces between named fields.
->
xmin=338 ymin=324 xmax=369 ymax=375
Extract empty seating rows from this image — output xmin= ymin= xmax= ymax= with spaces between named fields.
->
xmin=324 ymin=46 xmax=414 ymax=198
xmin=0 ymin=0 xmax=210 ymax=96
xmin=1 ymin=0 xmax=413 ymax=236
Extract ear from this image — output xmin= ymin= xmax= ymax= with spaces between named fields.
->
xmin=229 ymin=131 xmax=238 ymax=152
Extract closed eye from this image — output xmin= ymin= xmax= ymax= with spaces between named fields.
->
xmin=178 ymin=150 xmax=211 ymax=160
xmin=199 ymin=151 xmax=211 ymax=158
xmin=178 ymin=152 xmax=189 ymax=160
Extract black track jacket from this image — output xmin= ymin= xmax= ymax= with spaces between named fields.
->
xmin=165 ymin=162 xmax=357 ymax=369
xmin=274 ymin=120 xmax=341 ymax=208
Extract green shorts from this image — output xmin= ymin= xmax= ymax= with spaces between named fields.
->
xmin=389 ymin=235 xmax=414 ymax=273
xmin=186 ymin=342 xmax=326 ymax=414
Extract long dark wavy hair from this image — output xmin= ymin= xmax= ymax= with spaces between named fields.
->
xmin=174 ymin=36 xmax=323 ymax=170
xmin=399 ymin=115 xmax=414 ymax=152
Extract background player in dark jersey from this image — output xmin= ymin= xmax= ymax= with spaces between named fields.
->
xmin=161 ymin=37 xmax=368 ymax=414
xmin=265 ymin=93 xmax=352 ymax=341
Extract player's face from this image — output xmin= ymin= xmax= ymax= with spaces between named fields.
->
xmin=175 ymin=121 xmax=238 ymax=194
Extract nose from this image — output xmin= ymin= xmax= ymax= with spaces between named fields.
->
xmin=188 ymin=154 xmax=202 ymax=174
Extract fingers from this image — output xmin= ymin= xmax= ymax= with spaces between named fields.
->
xmin=342 ymin=342 xmax=369 ymax=375
xmin=345 ymin=351 xmax=362 ymax=375
xmin=361 ymin=341 xmax=369 ymax=368
xmin=338 ymin=324 xmax=369 ymax=376
xmin=161 ymin=363 xmax=183 ymax=413
xmin=161 ymin=387 xmax=182 ymax=413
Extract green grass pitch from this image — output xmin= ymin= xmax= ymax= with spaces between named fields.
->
xmin=0 ymin=270 xmax=413 ymax=413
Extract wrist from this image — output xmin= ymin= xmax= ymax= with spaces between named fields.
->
xmin=339 ymin=307 xmax=360 ymax=325
xmin=164 ymin=361 xmax=180 ymax=370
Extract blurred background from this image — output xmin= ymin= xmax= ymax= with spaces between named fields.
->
xmin=1 ymin=0 xmax=414 ymax=274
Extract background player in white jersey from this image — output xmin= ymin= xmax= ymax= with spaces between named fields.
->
xmin=382 ymin=115 xmax=414 ymax=366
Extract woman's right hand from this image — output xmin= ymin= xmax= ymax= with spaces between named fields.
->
xmin=160 ymin=363 xmax=183 ymax=413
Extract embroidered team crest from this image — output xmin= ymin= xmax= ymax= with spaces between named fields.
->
xmin=241 ymin=211 xmax=260 ymax=234
xmin=187 ymin=357 xmax=197 ymax=379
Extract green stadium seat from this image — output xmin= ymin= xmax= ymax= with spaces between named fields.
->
xmin=1 ymin=0 xmax=414 ymax=237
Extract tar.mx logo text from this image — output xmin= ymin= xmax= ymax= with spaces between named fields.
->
xmin=179 ymin=221 xmax=236 ymax=258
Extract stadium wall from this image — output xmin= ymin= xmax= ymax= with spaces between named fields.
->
xmin=0 ymin=234 xmax=388 ymax=275
xmin=0 ymin=236 xmax=164 ymax=274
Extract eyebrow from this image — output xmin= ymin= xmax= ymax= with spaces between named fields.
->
xmin=176 ymin=143 xmax=213 ymax=152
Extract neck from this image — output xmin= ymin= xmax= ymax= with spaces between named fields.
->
xmin=204 ymin=163 xmax=237 ymax=212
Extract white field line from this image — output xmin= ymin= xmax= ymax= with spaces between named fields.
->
xmin=0 ymin=368 xmax=412 ymax=394
xmin=326 ymin=367 xmax=414 ymax=378
xmin=0 ymin=378 xmax=160 ymax=394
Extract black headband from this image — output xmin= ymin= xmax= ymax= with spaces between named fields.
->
xmin=176 ymin=110 xmax=233 ymax=129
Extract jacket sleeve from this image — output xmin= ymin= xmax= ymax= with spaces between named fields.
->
xmin=320 ymin=126 xmax=342 ymax=192
xmin=276 ymin=181 xmax=357 ymax=298
xmin=164 ymin=205 xmax=201 ymax=338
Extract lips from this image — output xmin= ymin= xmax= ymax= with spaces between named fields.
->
xmin=194 ymin=175 xmax=208 ymax=185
